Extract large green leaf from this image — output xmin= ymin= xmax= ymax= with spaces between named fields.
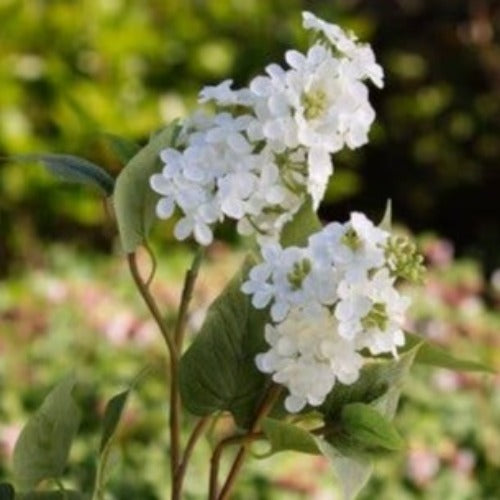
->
xmin=13 ymin=376 xmax=81 ymax=491
xmin=179 ymin=259 xmax=269 ymax=428
xmin=341 ymin=403 xmax=404 ymax=451
xmin=405 ymin=332 xmax=494 ymax=373
xmin=314 ymin=438 xmax=373 ymax=500
xmin=260 ymin=418 xmax=320 ymax=456
xmin=113 ymin=122 xmax=180 ymax=253
xmin=180 ymin=201 xmax=323 ymax=428
xmin=13 ymin=154 xmax=114 ymax=196
xmin=320 ymin=345 xmax=421 ymax=420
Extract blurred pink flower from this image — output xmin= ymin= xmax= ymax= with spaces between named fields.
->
xmin=452 ymin=448 xmax=476 ymax=475
xmin=0 ymin=424 xmax=22 ymax=458
xmin=423 ymin=238 xmax=454 ymax=267
xmin=432 ymin=369 xmax=462 ymax=392
xmin=104 ymin=310 xmax=137 ymax=345
xmin=133 ymin=319 xmax=157 ymax=347
xmin=406 ymin=447 xmax=440 ymax=487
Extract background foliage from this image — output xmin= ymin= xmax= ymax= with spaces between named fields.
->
xmin=1 ymin=0 xmax=499 ymax=275
xmin=0 ymin=0 xmax=499 ymax=498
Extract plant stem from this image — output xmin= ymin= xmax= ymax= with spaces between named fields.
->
xmin=174 ymin=248 xmax=203 ymax=350
xmin=209 ymin=432 xmax=262 ymax=500
xmin=175 ymin=416 xmax=211 ymax=491
xmin=209 ymin=421 xmax=327 ymax=500
xmin=214 ymin=385 xmax=282 ymax=500
xmin=127 ymin=253 xmax=178 ymax=360
xmin=171 ymin=249 xmax=204 ymax=499
xmin=143 ymin=241 xmax=158 ymax=289
xmin=127 ymin=252 xmax=181 ymax=497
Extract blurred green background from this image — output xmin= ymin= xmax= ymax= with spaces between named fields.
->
xmin=0 ymin=0 xmax=499 ymax=498
xmin=1 ymin=0 xmax=499 ymax=276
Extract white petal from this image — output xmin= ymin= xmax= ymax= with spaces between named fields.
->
xmin=252 ymin=290 xmax=272 ymax=309
xmin=150 ymin=174 xmax=172 ymax=196
xmin=174 ymin=217 xmax=193 ymax=241
xmin=285 ymin=50 xmax=306 ymax=70
xmin=194 ymin=222 xmax=213 ymax=246
xmin=271 ymin=301 xmax=289 ymax=322
xmin=156 ymin=197 xmax=175 ymax=218
xmin=284 ymin=394 xmax=307 ymax=413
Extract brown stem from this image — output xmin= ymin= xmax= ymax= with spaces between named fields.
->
xmin=174 ymin=248 xmax=203 ymax=349
xmin=143 ymin=242 xmax=158 ymax=289
xmin=175 ymin=416 xmax=211 ymax=491
xmin=209 ymin=421 xmax=328 ymax=500
xmin=127 ymin=252 xmax=181 ymax=497
xmin=215 ymin=385 xmax=282 ymax=500
xmin=127 ymin=253 xmax=178 ymax=360
xmin=209 ymin=432 xmax=264 ymax=500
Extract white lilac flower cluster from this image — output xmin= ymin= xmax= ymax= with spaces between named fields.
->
xmin=242 ymin=213 xmax=412 ymax=412
xmin=149 ymin=12 xmax=417 ymax=414
xmin=150 ymin=11 xmax=383 ymax=245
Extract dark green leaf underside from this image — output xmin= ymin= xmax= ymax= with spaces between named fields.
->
xmin=13 ymin=154 xmax=114 ymax=196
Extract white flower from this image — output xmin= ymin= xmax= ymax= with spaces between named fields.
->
xmin=302 ymin=11 xmax=384 ymax=88
xmin=256 ymin=307 xmax=363 ymax=412
xmin=335 ymin=268 xmax=409 ymax=354
xmin=151 ymin=11 xmax=384 ymax=245
xmin=199 ymin=79 xmax=256 ymax=107
xmin=317 ymin=212 xmax=389 ymax=283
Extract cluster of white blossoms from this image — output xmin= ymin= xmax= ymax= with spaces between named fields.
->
xmin=150 ymin=12 xmax=421 ymax=413
xmin=242 ymin=213 xmax=416 ymax=412
xmin=150 ymin=11 xmax=383 ymax=245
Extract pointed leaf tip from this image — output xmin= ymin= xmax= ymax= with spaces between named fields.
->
xmin=405 ymin=332 xmax=494 ymax=373
xmin=341 ymin=403 xmax=404 ymax=451
xmin=13 ymin=153 xmax=115 ymax=196
xmin=379 ymin=199 xmax=392 ymax=231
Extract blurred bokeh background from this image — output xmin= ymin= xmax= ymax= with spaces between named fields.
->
xmin=0 ymin=0 xmax=499 ymax=498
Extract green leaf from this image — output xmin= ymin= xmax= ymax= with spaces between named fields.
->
xmin=341 ymin=403 xmax=404 ymax=451
xmin=260 ymin=418 xmax=320 ymax=456
xmin=280 ymin=197 xmax=321 ymax=247
xmin=321 ymin=345 xmax=421 ymax=420
xmin=379 ymin=199 xmax=392 ymax=231
xmin=103 ymin=134 xmax=141 ymax=165
xmin=16 ymin=492 xmax=86 ymax=500
xmin=405 ymin=332 xmax=494 ymax=373
xmin=99 ymin=390 xmax=130 ymax=453
xmin=94 ymin=387 xmax=139 ymax=500
xmin=314 ymin=438 xmax=373 ymax=500
xmin=0 ymin=483 xmax=15 ymax=500
xmin=179 ymin=258 xmax=269 ymax=428
xmin=13 ymin=376 xmax=81 ymax=491
xmin=180 ymin=201 xmax=323 ymax=428
xmin=13 ymin=154 xmax=114 ymax=196
xmin=113 ymin=122 xmax=180 ymax=253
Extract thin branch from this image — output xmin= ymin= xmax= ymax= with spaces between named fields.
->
xmin=174 ymin=248 xmax=203 ymax=349
xmin=209 ymin=421 xmax=327 ymax=499
xmin=211 ymin=385 xmax=282 ymax=500
xmin=175 ymin=416 xmax=211 ymax=490
xmin=209 ymin=432 xmax=262 ymax=500
xmin=127 ymin=253 xmax=178 ymax=360
xmin=143 ymin=242 xmax=158 ymax=289
xmin=127 ymin=252 xmax=181 ymax=497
